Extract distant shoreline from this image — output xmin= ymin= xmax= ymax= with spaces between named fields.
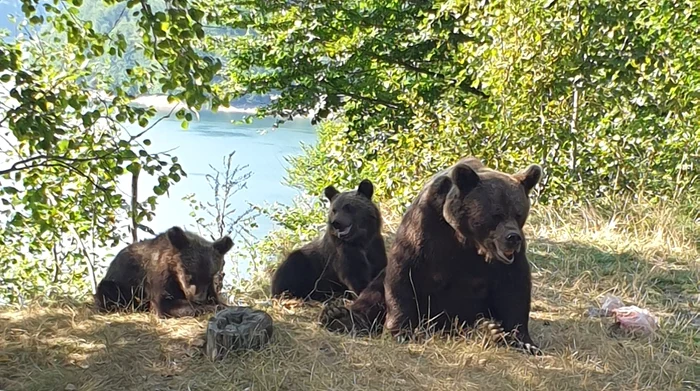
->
xmin=130 ymin=95 xmax=258 ymax=114
xmin=0 ymin=82 xmax=315 ymax=119
xmin=130 ymin=94 xmax=315 ymax=119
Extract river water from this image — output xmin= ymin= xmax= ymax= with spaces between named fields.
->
xmin=121 ymin=109 xmax=317 ymax=284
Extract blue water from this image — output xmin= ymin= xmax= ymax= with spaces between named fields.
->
xmin=120 ymin=110 xmax=317 ymax=283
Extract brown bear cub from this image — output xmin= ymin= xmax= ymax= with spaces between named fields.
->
xmin=94 ymin=226 xmax=233 ymax=318
xmin=270 ymin=179 xmax=387 ymax=302
xmin=320 ymin=157 xmax=543 ymax=355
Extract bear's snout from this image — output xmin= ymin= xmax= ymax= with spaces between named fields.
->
xmin=486 ymin=224 xmax=524 ymax=264
xmin=505 ymin=232 xmax=522 ymax=248
xmin=331 ymin=219 xmax=353 ymax=238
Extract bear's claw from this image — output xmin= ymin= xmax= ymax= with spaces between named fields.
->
xmin=319 ymin=300 xmax=355 ymax=333
xmin=512 ymin=341 xmax=543 ymax=356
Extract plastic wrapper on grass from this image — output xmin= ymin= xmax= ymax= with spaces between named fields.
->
xmin=612 ymin=306 xmax=658 ymax=335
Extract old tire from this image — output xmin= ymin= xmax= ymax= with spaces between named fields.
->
xmin=205 ymin=306 xmax=274 ymax=360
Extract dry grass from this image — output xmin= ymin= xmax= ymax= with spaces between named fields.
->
xmin=1 ymin=201 xmax=698 ymax=391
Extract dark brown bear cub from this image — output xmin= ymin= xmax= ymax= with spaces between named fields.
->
xmin=94 ymin=226 xmax=233 ymax=318
xmin=320 ymin=157 xmax=543 ymax=355
xmin=270 ymin=179 xmax=387 ymax=302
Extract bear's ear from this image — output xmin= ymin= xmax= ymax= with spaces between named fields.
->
xmin=432 ymin=175 xmax=453 ymax=197
xmin=425 ymin=175 xmax=453 ymax=210
xmin=324 ymin=185 xmax=340 ymax=202
xmin=513 ymin=164 xmax=543 ymax=195
xmin=357 ymin=179 xmax=374 ymax=199
xmin=451 ymin=164 xmax=480 ymax=195
xmin=167 ymin=226 xmax=189 ymax=250
xmin=213 ymin=236 xmax=234 ymax=255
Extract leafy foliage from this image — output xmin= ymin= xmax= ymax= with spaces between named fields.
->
xmin=0 ymin=0 xmax=225 ymax=303
xmin=3 ymin=0 xmax=700 ymax=303
xmin=207 ymin=0 xmax=700 ymax=212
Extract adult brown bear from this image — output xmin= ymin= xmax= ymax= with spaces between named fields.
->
xmin=320 ymin=157 xmax=543 ymax=354
xmin=94 ymin=226 xmax=233 ymax=318
xmin=270 ymin=179 xmax=387 ymax=302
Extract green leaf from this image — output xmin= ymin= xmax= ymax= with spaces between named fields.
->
xmin=56 ymin=140 xmax=70 ymax=152
xmin=188 ymin=8 xmax=205 ymax=22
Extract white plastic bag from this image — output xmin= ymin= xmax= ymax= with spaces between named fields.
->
xmin=600 ymin=295 xmax=624 ymax=315
xmin=612 ymin=305 xmax=658 ymax=334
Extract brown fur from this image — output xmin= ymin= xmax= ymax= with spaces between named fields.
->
xmin=270 ymin=179 xmax=387 ymax=301
xmin=94 ymin=226 xmax=233 ymax=318
xmin=320 ymin=157 xmax=544 ymax=355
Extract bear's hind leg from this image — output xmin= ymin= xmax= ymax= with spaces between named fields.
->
xmin=320 ymin=269 xmax=387 ymax=336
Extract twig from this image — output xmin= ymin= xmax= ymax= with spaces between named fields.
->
xmin=131 ymin=166 xmax=140 ymax=243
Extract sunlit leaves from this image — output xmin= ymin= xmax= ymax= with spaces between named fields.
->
xmin=211 ymin=0 xmax=699 ymax=212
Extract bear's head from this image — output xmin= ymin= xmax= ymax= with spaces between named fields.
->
xmin=167 ymin=226 xmax=234 ymax=302
xmin=323 ymin=179 xmax=381 ymax=243
xmin=442 ymin=158 xmax=542 ymax=264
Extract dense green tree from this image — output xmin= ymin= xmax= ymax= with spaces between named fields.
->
xmin=206 ymin=0 xmax=699 ymax=211
xmin=2 ymin=0 xmax=699 ymax=303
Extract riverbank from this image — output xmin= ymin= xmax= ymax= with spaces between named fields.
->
xmin=129 ymin=94 xmax=315 ymax=119
xmin=130 ymin=94 xmax=259 ymax=115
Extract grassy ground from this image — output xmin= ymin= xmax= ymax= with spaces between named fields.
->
xmin=0 ymin=201 xmax=698 ymax=391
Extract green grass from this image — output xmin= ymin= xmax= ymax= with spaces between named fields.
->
xmin=0 ymin=199 xmax=698 ymax=391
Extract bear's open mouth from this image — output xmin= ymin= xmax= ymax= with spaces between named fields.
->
xmin=336 ymin=225 xmax=353 ymax=238
xmin=495 ymin=248 xmax=515 ymax=264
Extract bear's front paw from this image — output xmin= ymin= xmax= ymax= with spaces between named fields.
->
xmin=150 ymin=306 xmax=166 ymax=319
xmin=475 ymin=319 xmax=507 ymax=342
xmin=187 ymin=303 xmax=217 ymax=317
xmin=319 ymin=300 xmax=355 ymax=333
xmin=505 ymin=332 xmax=543 ymax=356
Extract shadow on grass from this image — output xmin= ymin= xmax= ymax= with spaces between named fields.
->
xmin=0 ymin=297 xmax=697 ymax=391
xmin=0 ymin=303 xmax=208 ymax=391
xmin=528 ymin=237 xmax=698 ymax=307
xmin=1 ymin=235 xmax=697 ymax=391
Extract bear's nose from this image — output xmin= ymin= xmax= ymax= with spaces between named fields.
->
xmin=331 ymin=221 xmax=344 ymax=230
xmin=506 ymin=232 xmax=522 ymax=245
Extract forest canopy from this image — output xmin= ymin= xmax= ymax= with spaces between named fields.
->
xmin=0 ymin=0 xmax=698 ymax=303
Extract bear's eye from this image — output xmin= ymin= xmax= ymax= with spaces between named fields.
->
xmin=343 ymin=204 xmax=354 ymax=213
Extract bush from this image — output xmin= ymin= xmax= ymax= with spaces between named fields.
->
xmin=210 ymin=0 xmax=699 ymax=213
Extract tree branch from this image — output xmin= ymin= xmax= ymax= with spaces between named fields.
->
xmin=368 ymin=52 xmax=488 ymax=98
xmin=0 ymin=153 xmax=112 ymax=176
